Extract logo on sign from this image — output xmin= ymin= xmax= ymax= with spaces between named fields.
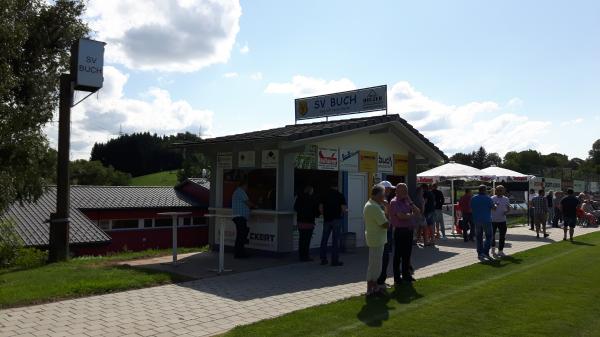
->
xmin=363 ymin=89 xmax=384 ymax=108
xmin=298 ymin=100 xmax=308 ymax=116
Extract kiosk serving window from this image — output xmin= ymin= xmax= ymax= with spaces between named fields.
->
xmin=223 ymin=169 xmax=277 ymax=210
xmin=294 ymin=169 xmax=338 ymax=199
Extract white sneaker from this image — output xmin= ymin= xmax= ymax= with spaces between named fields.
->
xmin=497 ymin=250 xmax=506 ymax=257
xmin=491 ymin=247 xmax=496 ymax=255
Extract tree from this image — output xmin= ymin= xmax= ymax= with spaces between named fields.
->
xmin=449 ymin=152 xmax=473 ymax=166
xmin=0 ymin=0 xmax=88 ymax=211
xmin=471 ymin=147 xmax=487 ymax=169
xmin=177 ymin=152 xmax=211 ymax=182
xmin=485 ymin=152 xmax=502 ymax=167
xmin=70 ymin=160 xmax=131 ymax=186
xmin=543 ymin=152 xmax=569 ymax=168
xmin=589 ymin=139 xmax=600 ymax=165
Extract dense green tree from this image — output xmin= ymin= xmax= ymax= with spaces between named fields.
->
xmin=588 ymin=139 xmax=600 ymax=165
xmin=90 ymin=132 xmax=201 ymax=177
xmin=177 ymin=152 xmax=211 ymax=182
xmin=449 ymin=152 xmax=473 ymax=166
xmin=543 ymin=152 xmax=569 ymax=168
xmin=70 ymin=160 xmax=131 ymax=185
xmin=471 ymin=147 xmax=487 ymax=169
xmin=0 ymin=0 xmax=88 ymax=211
xmin=485 ymin=152 xmax=502 ymax=167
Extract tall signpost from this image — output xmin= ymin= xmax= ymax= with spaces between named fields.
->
xmin=48 ymin=39 xmax=105 ymax=262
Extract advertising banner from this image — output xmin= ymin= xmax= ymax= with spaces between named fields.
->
xmin=295 ymin=145 xmax=317 ymax=169
xmin=261 ymin=150 xmax=278 ymax=168
xmin=574 ymin=180 xmax=585 ymax=193
xmin=71 ymin=38 xmax=105 ymax=92
xmin=393 ymin=154 xmax=408 ymax=176
xmin=295 ymin=85 xmax=387 ymax=120
xmin=544 ymin=177 xmax=562 ymax=191
xmin=216 ymin=152 xmax=232 ymax=169
xmin=317 ymin=148 xmax=338 ymax=171
xmin=529 ymin=177 xmax=544 ymax=191
xmin=214 ymin=216 xmax=277 ymax=251
xmin=238 ymin=151 xmax=256 ymax=168
xmin=359 ymin=150 xmax=378 ymax=173
xmin=339 ymin=148 xmax=359 ymax=172
xmin=590 ymin=182 xmax=599 ymax=193
xmin=377 ymin=152 xmax=393 ymax=174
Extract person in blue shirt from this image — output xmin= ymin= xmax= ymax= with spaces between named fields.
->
xmin=232 ymin=179 xmax=256 ymax=258
xmin=471 ymin=185 xmax=496 ymax=260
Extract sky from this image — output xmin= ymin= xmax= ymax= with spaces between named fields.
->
xmin=45 ymin=0 xmax=600 ymax=160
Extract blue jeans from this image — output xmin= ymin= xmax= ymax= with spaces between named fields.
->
xmin=475 ymin=221 xmax=493 ymax=255
xmin=320 ymin=219 xmax=341 ymax=263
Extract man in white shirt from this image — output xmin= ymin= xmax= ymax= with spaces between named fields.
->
xmin=491 ymin=185 xmax=511 ymax=256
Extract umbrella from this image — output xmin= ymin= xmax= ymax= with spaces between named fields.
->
xmin=481 ymin=165 xmax=535 ymax=185
xmin=418 ymin=162 xmax=494 ymax=233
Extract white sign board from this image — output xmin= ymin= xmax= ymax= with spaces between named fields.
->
xmin=339 ymin=148 xmax=359 ymax=172
xmin=295 ymin=85 xmax=387 ymax=120
xmin=238 ymin=151 xmax=256 ymax=168
xmin=72 ymin=39 xmax=105 ymax=92
xmin=214 ymin=216 xmax=278 ymax=251
xmin=261 ymin=150 xmax=278 ymax=168
xmin=544 ymin=178 xmax=561 ymax=191
xmin=377 ymin=152 xmax=393 ymax=173
xmin=216 ymin=152 xmax=232 ymax=169
xmin=317 ymin=148 xmax=338 ymax=171
xmin=590 ymin=182 xmax=599 ymax=193
xmin=573 ymin=180 xmax=585 ymax=193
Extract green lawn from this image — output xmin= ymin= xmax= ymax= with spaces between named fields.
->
xmin=0 ymin=246 xmax=206 ymax=309
xmin=225 ymin=232 xmax=600 ymax=337
xmin=130 ymin=170 xmax=179 ymax=186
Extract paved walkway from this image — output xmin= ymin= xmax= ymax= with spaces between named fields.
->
xmin=1 ymin=226 xmax=598 ymax=337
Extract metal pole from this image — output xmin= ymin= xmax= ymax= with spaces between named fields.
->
xmin=172 ymin=215 xmax=178 ymax=263
xmin=219 ymin=219 xmax=225 ymax=274
xmin=49 ymin=74 xmax=73 ymax=262
xmin=451 ymin=179 xmax=455 ymax=235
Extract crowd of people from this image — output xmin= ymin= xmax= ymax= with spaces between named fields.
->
xmin=231 ymin=178 xmax=599 ymax=298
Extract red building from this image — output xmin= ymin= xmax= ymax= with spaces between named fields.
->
xmin=2 ymin=178 xmax=209 ymax=255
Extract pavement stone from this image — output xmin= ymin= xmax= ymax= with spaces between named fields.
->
xmin=1 ymin=225 xmax=597 ymax=337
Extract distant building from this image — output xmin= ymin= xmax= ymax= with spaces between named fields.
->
xmin=1 ymin=178 xmax=209 ymax=255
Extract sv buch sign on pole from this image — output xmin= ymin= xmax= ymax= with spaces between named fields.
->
xmin=71 ymin=38 xmax=105 ymax=92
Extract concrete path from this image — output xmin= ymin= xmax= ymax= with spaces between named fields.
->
xmin=2 ymin=226 xmax=598 ymax=337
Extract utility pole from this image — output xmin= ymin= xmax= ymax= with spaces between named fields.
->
xmin=48 ymin=74 xmax=73 ymax=262
xmin=48 ymin=39 xmax=105 ymax=262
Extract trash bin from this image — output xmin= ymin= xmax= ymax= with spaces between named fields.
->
xmin=342 ymin=232 xmax=356 ymax=253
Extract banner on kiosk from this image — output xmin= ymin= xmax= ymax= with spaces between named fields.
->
xmin=318 ymin=148 xmax=338 ymax=171
xmin=339 ymin=148 xmax=359 ymax=172
xmin=359 ymin=151 xmax=378 ymax=173
xmin=295 ymin=85 xmax=387 ymax=120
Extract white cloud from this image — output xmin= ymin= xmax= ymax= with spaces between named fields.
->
xmin=560 ymin=118 xmax=584 ymax=126
xmin=264 ymin=76 xmax=551 ymax=156
xmin=86 ymin=0 xmax=242 ymax=72
xmin=250 ymin=72 xmax=263 ymax=80
xmin=264 ymin=75 xmax=356 ymax=97
xmin=223 ymin=72 xmax=239 ymax=78
xmin=240 ymin=43 xmax=249 ymax=54
xmin=506 ymin=97 xmax=523 ymax=109
xmin=45 ymin=66 xmax=213 ymax=159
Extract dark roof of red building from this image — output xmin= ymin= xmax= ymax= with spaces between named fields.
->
xmin=2 ymin=184 xmax=205 ymax=247
xmin=177 ymin=114 xmax=447 ymax=160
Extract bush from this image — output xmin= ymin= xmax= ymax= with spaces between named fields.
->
xmin=13 ymin=248 xmax=47 ymax=269
xmin=0 ymin=220 xmax=23 ymax=268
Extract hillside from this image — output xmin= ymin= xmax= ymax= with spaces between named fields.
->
xmin=129 ymin=170 xmax=179 ymax=186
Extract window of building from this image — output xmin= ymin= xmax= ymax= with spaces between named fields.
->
xmin=111 ymin=219 xmax=139 ymax=230
xmin=98 ymin=220 xmax=110 ymax=230
xmin=223 ymin=168 xmax=277 ymax=210
xmin=193 ymin=216 xmax=207 ymax=226
xmin=154 ymin=217 xmax=173 ymax=227
xmin=144 ymin=219 xmax=153 ymax=228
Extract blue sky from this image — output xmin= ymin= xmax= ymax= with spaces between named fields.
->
xmin=49 ymin=0 xmax=600 ymax=160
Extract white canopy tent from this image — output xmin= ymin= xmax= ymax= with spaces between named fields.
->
xmin=481 ymin=165 xmax=535 ymax=188
xmin=417 ymin=162 xmax=494 ymax=230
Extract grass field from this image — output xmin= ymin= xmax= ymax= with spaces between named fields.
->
xmin=0 ymin=246 xmax=206 ymax=309
xmin=225 ymin=232 xmax=600 ymax=337
xmin=130 ymin=170 xmax=179 ymax=186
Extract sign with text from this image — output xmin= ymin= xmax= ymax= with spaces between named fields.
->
xmin=71 ymin=39 xmax=105 ymax=92
xmin=573 ymin=180 xmax=585 ymax=193
xmin=295 ymin=85 xmax=387 ymax=120
xmin=238 ymin=151 xmax=256 ymax=168
xmin=318 ymin=148 xmax=338 ymax=171
xmin=339 ymin=148 xmax=359 ymax=172
xmin=377 ymin=152 xmax=393 ymax=173
xmin=261 ymin=150 xmax=279 ymax=168
xmin=295 ymin=145 xmax=317 ymax=169
xmin=216 ymin=152 xmax=232 ymax=169
xmin=544 ymin=178 xmax=562 ymax=191
xmin=393 ymin=154 xmax=408 ymax=176
xmin=359 ymin=150 xmax=378 ymax=173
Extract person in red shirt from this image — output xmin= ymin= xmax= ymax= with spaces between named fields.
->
xmin=458 ymin=189 xmax=474 ymax=242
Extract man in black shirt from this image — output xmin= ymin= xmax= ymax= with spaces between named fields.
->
xmin=319 ymin=183 xmax=347 ymax=266
xmin=560 ymin=189 xmax=579 ymax=241
xmin=432 ymin=183 xmax=446 ymax=239
xmin=422 ymin=184 xmax=436 ymax=246
xmin=294 ymin=185 xmax=320 ymax=261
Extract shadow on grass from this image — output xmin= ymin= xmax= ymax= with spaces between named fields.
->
xmin=570 ymin=240 xmax=595 ymax=246
xmin=480 ymin=255 xmax=524 ymax=268
xmin=356 ymin=283 xmax=423 ymax=327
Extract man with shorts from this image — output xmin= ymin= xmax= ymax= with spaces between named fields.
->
xmin=560 ymin=189 xmax=579 ymax=241
xmin=432 ymin=183 xmax=446 ymax=239
xmin=422 ymin=184 xmax=436 ymax=246
xmin=531 ymin=190 xmax=549 ymax=238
